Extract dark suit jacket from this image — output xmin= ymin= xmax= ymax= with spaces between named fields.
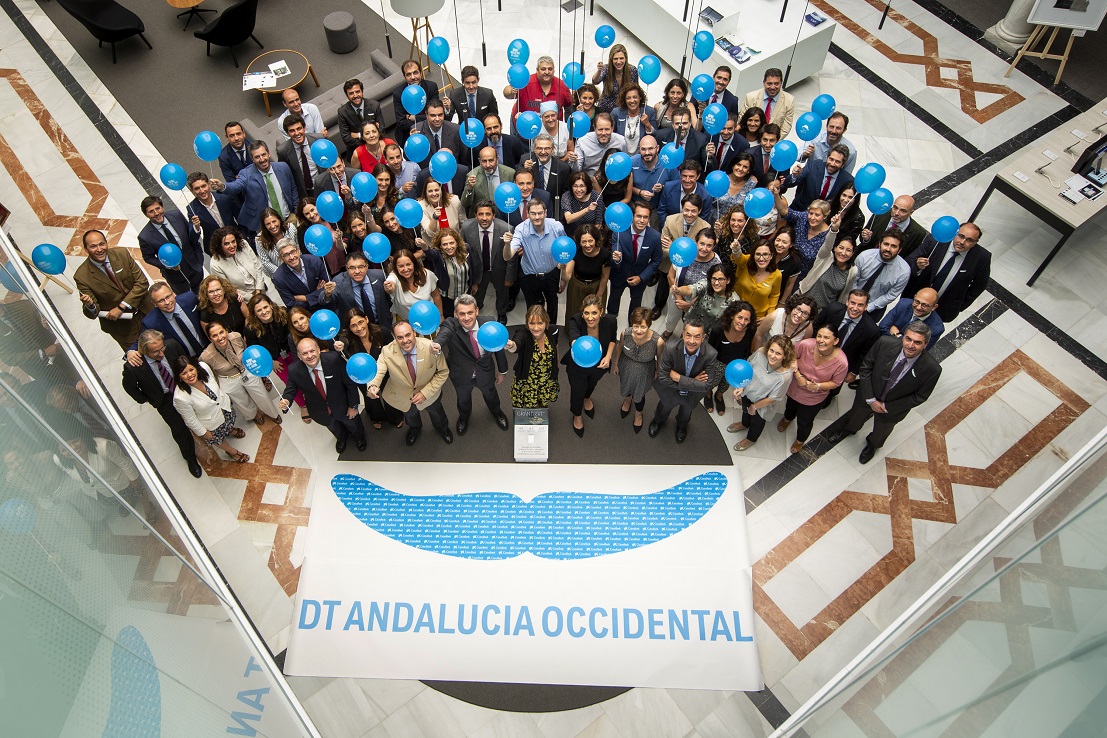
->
xmin=460 ymin=217 xmax=516 ymax=282
xmin=222 ymin=162 xmax=300 ymax=233
xmin=815 ymin=302 xmax=880 ymax=374
xmin=328 ymin=269 xmax=392 ymax=333
xmin=864 ymin=213 xmax=927 ymax=255
xmin=490 ymin=134 xmax=527 ymax=170
xmin=905 ymin=239 xmax=991 ymax=321
xmin=563 ymin=313 xmax=619 ymax=367
xmin=121 ymin=338 xmax=187 ymax=409
xmin=277 ymin=133 xmax=326 ymax=197
xmin=219 ymin=142 xmax=253 ymax=181
xmin=519 ymin=154 xmax=573 ymax=216
xmin=857 ymin=335 xmax=942 ymax=422
xmin=704 ymin=134 xmax=750 ymax=174
xmin=188 ymin=193 xmax=240 ymax=255
xmin=446 ymin=86 xmax=499 ymax=123
xmin=707 ymin=88 xmax=742 ymax=116
xmin=749 ymin=147 xmax=779 ymax=185
xmin=657 ymin=181 xmax=714 ymax=223
xmin=137 ymin=210 xmax=204 ymax=293
xmin=135 ymin=291 xmax=207 ymax=355
xmin=337 ymin=98 xmax=384 ymax=155
xmin=609 ymin=227 xmax=663 ymax=283
xmin=273 ymin=254 xmax=331 ymax=309
xmin=501 ymin=189 xmax=552 ymax=228
xmin=655 ymin=338 xmax=719 ymax=396
xmin=414 ymin=165 xmax=471 ymax=201
xmin=283 ymin=352 xmax=360 ymax=423
xmin=611 ymin=105 xmax=658 ymax=138
xmin=783 ymin=161 xmax=855 ymax=212
xmin=435 ymin=315 xmax=508 ymax=380
xmin=74 ymin=248 xmax=155 ymax=348
xmin=655 ymin=127 xmax=707 ymax=169
xmin=415 ymin=120 xmax=463 ymax=158
xmin=392 ymin=79 xmax=441 ymax=139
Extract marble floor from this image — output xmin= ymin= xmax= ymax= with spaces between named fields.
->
xmin=1 ymin=0 xmax=1106 ymax=734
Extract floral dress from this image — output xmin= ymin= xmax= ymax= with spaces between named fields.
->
xmin=511 ymin=341 xmax=559 ymax=408
xmin=205 ymin=386 xmax=237 ymax=446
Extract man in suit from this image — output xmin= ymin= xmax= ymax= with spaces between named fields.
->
xmin=782 ymin=145 xmax=854 ymax=212
xmin=392 ymin=60 xmax=441 ymax=146
xmin=655 ymin=195 xmax=710 ymax=320
xmin=608 ymin=203 xmax=663 ymax=318
xmin=368 ymin=321 xmax=452 ymax=445
xmin=860 ymin=195 xmax=926 ymax=254
xmin=749 ymin=123 xmax=783 ymax=185
xmin=337 ymin=78 xmax=384 ymax=161
xmin=704 ymin=114 xmax=749 ymax=174
xmin=430 ymin=294 xmax=509 ymax=435
xmin=483 ymin=114 xmax=527 ymax=170
xmin=328 ymin=252 xmax=392 ymax=336
xmin=657 ymin=161 xmax=714 ymax=223
xmin=879 ymin=288 xmax=944 ymax=348
xmin=218 ymin=121 xmax=253 ymax=182
xmin=217 ymin=141 xmax=299 ymax=232
xmin=461 ymin=203 xmax=515 ymax=322
xmin=75 ymin=229 xmax=154 ymax=350
xmin=827 ymin=324 xmax=942 ymax=463
xmin=519 ymin=133 xmax=572 ymax=218
xmin=276 ymin=88 xmax=327 ymax=138
xmin=648 ymin=319 xmax=717 ymax=443
xmin=444 ymin=65 xmax=499 ymax=123
xmin=313 ymin=159 xmax=358 ymax=222
xmin=273 ymin=241 xmax=336 ymax=309
xmin=186 ymin=172 xmax=240 ymax=257
xmin=125 ymin=282 xmax=207 ymax=361
xmin=655 ymin=107 xmax=706 ymax=169
xmin=280 ymin=338 xmax=366 ymax=454
xmin=137 ymin=195 xmax=204 ymax=295
xmin=738 ymin=68 xmax=796 ymax=138
xmin=700 ymin=66 xmax=742 ymax=115
xmin=120 ymin=331 xmax=202 ymax=477
xmin=905 ymin=222 xmax=990 ymax=322
xmin=461 ymin=147 xmax=516 ymax=218
xmin=277 ymin=114 xmax=325 ymax=199
xmin=815 ymin=288 xmax=880 ymax=397
xmin=798 ymin=111 xmax=857 ymax=174
xmin=572 ymin=113 xmax=627 ymax=176
xmin=413 ymin=98 xmax=462 ymax=158
xmin=501 ymin=170 xmax=552 ymax=228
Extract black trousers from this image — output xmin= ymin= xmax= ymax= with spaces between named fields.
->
xmin=162 ymin=265 xmax=202 ymax=296
xmin=567 ymin=364 xmax=604 ymax=416
xmin=321 ymin=411 xmax=365 ymax=443
xmin=740 ymin=396 xmax=768 ymax=442
xmin=607 ymin=279 xmax=648 ymax=319
xmin=519 ymin=268 xmax=561 ymax=324
xmin=653 ymin=387 xmax=701 ymax=429
xmin=452 ymin=367 xmax=501 ymax=419
xmin=784 ymin=396 xmax=823 ymax=442
xmin=843 ymin=392 xmax=902 ymax=449
xmin=475 ymin=267 xmax=510 ymax=319
xmin=158 ymin=400 xmax=197 ymax=463
xmin=400 ymin=395 xmax=449 ymax=432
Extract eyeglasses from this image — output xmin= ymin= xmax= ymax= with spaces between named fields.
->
xmin=710 ymin=276 xmax=729 ymax=283
xmin=912 ymin=299 xmax=934 ymax=308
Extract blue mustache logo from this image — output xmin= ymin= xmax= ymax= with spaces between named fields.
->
xmin=331 ymin=471 xmax=727 ymax=560
xmin=103 ymin=625 xmax=161 ymax=737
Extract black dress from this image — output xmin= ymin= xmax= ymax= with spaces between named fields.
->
xmin=561 ymin=313 xmax=619 ymax=416
xmin=708 ymin=324 xmax=754 ymax=391
xmin=201 ymin=300 xmax=247 ymax=335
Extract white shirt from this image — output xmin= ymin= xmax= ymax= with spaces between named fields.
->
xmin=278 ymin=103 xmax=326 ymax=138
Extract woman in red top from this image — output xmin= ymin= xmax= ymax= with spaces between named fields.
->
xmin=353 ymin=121 xmax=395 ymax=174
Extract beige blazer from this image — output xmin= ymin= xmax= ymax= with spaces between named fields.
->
xmin=659 ymin=214 xmax=710 ymax=273
xmin=370 ymin=336 xmax=450 ymax=412
xmin=210 ymin=241 xmax=265 ymax=297
xmin=739 ymin=89 xmax=796 ymax=139
xmin=172 ymin=361 xmax=233 ymax=436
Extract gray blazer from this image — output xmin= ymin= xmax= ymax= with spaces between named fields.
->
xmin=459 ymin=216 xmax=517 ymax=283
xmin=276 ymin=133 xmax=325 ymax=197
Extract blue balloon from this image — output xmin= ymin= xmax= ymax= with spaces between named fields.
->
xmin=866 ymin=188 xmax=893 ymax=215
xmin=409 ymin=299 xmax=441 ymax=334
xmin=562 ymin=62 xmax=585 ymax=91
xmin=552 ymin=236 xmax=576 ymax=265
xmin=346 ymin=353 xmax=379 ymax=384
xmin=394 ymin=198 xmax=424 ymax=229
xmin=812 ymin=94 xmax=836 ymax=120
xmin=31 ymin=243 xmax=65 ymax=275
xmin=669 ymin=237 xmax=697 ymax=267
xmin=931 ymin=215 xmax=960 ymax=243
xmin=242 ymin=345 xmax=273 ymax=377
xmin=516 ymin=111 xmax=542 ymax=140
xmin=704 ymin=171 xmax=730 ymax=198
xmin=401 ymin=84 xmax=427 ymax=116
xmin=595 ymin=24 xmax=616 ymax=48
xmin=701 ymin=103 xmax=727 ymax=135
xmin=350 ymin=171 xmax=378 ymax=202
xmin=0 ymin=498 xmax=35 ymax=535
xmin=638 ymin=55 xmax=661 ymax=85
xmin=365 ymin=233 xmax=391 ymax=263
xmin=158 ymin=243 xmax=182 ymax=268
xmin=160 ymin=163 xmax=186 ymax=190
xmin=459 ymin=118 xmax=485 ymax=148
xmin=192 ymin=130 xmax=222 ymax=162
xmin=853 ymin=162 xmax=887 ymax=194
xmin=477 ymin=321 xmax=509 ymax=352
xmin=571 ymin=335 xmax=602 ymax=368
xmin=309 ymin=309 xmax=340 ymax=340
xmin=507 ymin=63 xmax=531 ymax=90
xmin=770 ymin=140 xmax=799 ymax=171
xmin=658 ymin=142 xmax=685 ymax=169
xmin=303 ymin=224 xmax=333 ymax=257
xmin=570 ymin=111 xmax=591 ymax=138
xmin=693 ymin=30 xmax=715 ymax=62
xmin=795 ymin=112 xmax=822 ymax=142
xmin=429 ymin=150 xmax=457 ymax=184
xmin=427 ymin=36 xmax=450 ymax=65
xmin=690 ymin=74 xmax=713 ymax=102
xmin=0 ymin=263 xmax=25 ymax=294
xmin=605 ymin=202 xmax=632 ymax=233
xmin=495 ymin=182 xmax=523 ymax=213
xmin=725 ymin=359 xmax=754 ymax=389
xmin=315 ymin=191 xmax=344 ymax=223
xmin=604 ymin=151 xmax=632 ymax=181
xmin=405 ymin=133 xmax=430 ymax=163
xmin=310 ymin=139 xmax=339 ymax=168
xmin=744 ymin=188 xmax=775 ymax=219
xmin=507 ymin=38 xmax=530 ymax=66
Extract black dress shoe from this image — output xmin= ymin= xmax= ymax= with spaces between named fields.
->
xmin=848 ymin=380 xmax=860 ymax=390
xmin=187 ymin=459 xmax=203 ymax=478
xmin=497 ymin=314 xmax=508 ymax=324
xmin=675 ymin=426 xmax=688 ymax=444
xmin=859 ymin=443 xmax=876 ymax=464
xmin=648 ymin=420 xmax=661 ymax=438
xmin=457 ymin=417 xmax=469 ymax=436
xmin=335 ymin=437 xmax=347 ymax=454
xmin=493 ymin=411 xmax=509 ymax=430
xmin=406 ymin=427 xmax=421 ymax=446
xmin=355 ymin=436 xmax=367 ymax=452
xmin=507 ymin=299 xmax=516 ymax=312
xmin=650 ymin=307 xmax=663 ymax=321
xmin=440 ymin=428 xmax=454 ymax=444
xmin=646 ymin=273 xmax=660 ymax=287
xmin=583 ymin=404 xmax=595 ymax=419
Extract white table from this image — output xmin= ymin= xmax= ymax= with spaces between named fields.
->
xmin=596 ymin=0 xmax=835 ymax=94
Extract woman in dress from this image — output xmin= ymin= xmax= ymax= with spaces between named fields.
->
xmin=778 ymin=324 xmax=848 ymax=453
xmin=655 ymin=78 xmax=699 ymax=131
xmin=738 ymin=107 xmax=766 ymax=146
xmin=593 ymin=43 xmax=639 ymax=113
xmin=255 ymin=208 xmax=296 ymax=278
xmin=172 ymin=356 xmax=250 ymax=463
xmin=418 ymin=178 xmax=464 ymax=240
xmin=595 ymin=149 xmax=633 ymax=206
xmin=562 ymin=294 xmax=618 ymax=437
xmin=753 ymin=291 xmax=818 ymax=350
xmin=797 ymin=215 xmax=858 ymax=310
xmin=383 ymin=249 xmax=441 ymax=321
xmin=338 ymin=307 xmax=403 ymax=430
xmin=676 ymin=263 xmax=738 ymax=335
xmin=733 ymin=242 xmax=781 ymax=318
xmin=563 ymin=224 xmax=612 ymax=319
xmin=427 ymin=227 xmax=479 ymax=317
xmin=613 ymin=306 xmax=664 ymax=433
xmin=769 ymin=224 xmax=803 ymax=305
xmin=200 ymin=322 xmax=281 ymax=428
xmin=574 ymin=83 xmax=600 ymax=130
xmin=612 ymin=84 xmax=655 ymax=154
xmin=714 ymin=205 xmax=755 ymax=264
xmin=209 ymin=225 xmax=265 ymax=300
xmin=561 ymin=172 xmax=604 ymax=238
xmin=364 ymin=164 xmax=401 ymax=226
xmin=505 ymin=304 xmax=559 ymax=409
xmin=198 ymin=275 xmax=248 ymax=335
xmin=377 ymin=208 xmax=423 ymax=259
xmin=711 ymin=153 xmax=758 ymax=215
xmin=243 ymin=293 xmax=308 ymax=422
xmin=708 ymin=300 xmax=756 ymax=415
xmin=353 ymin=121 xmax=395 ymax=175
xmin=729 ymin=335 xmax=795 ymax=450
xmin=774 ymin=192 xmax=832 ymax=275
xmin=296 ymin=197 xmax=346 ymax=276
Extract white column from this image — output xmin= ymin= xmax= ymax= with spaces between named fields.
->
xmin=985 ymin=0 xmax=1037 ymax=52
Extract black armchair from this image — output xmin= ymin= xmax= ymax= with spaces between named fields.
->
xmin=56 ymin=0 xmax=151 ymax=64
xmin=193 ymin=0 xmax=263 ymax=68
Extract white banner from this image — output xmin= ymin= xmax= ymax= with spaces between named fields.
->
xmin=286 ymin=462 xmax=763 ymax=691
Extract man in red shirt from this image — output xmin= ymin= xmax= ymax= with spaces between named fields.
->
xmin=504 ymin=55 xmax=573 ymax=133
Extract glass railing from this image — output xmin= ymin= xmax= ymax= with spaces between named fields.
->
xmin=771 ymin=427 xmax=1107 ymax=737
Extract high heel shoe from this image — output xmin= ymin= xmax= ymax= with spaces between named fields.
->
xmin=620 ymin=401 xmax=631 ymax=419
xmin=584 ymin=404 xmax=595 ymax=419
xmin=573 ymin=424 xmax=585 ymax=438
xmin=714 ymin=393 xmax=726 ymax=415
xmin=633 ymin=421 xmax=643 ymax=434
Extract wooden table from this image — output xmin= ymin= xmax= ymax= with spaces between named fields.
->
xmin=245 ymin=49 xmax=320 ymax=117
xmin=164 ymin=0 xmax=215 ymax=31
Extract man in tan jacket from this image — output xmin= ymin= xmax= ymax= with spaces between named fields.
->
xmin=75 ymin=229 xmax=154 ymax=350
xmin=368 ymin=321 xmax=452 ymax=446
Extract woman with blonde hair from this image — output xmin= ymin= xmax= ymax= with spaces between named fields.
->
xmin=198 ymin=274 xmax=248 ymax=334
xmin=426 ymin=227 xmax=479 ymax=318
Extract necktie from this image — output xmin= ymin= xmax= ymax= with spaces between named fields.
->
xmin=711 ymin=94 xmax=718 ymax=104
xmin=861 ymin=261 xmax=887 ymax=294
xmin=468 ymin=93 xmax=476 ymax=115
xmin=238 ymin=149 xmax=247 ymax=165
xmin=521 ymin=198 xmax=529 ymax=218
xmin=932 ymin=252 xmax=959 ymax=296
xmin=880 ymin=357 xmax=909 ymax=401
xmin=631 ymin=233 xmax=640 ymax=262
xmin=405 ymin=351 xmax=418 ymax=383
xmin=160 ymin=224 xmax=179 ymax=250
xmin=157 ymin=359 xmax=175 ymax=393
xmin=482 ymin=229 xmax=491 ymax=269
xmin=839 ymin=317 xmax=854 ymax=344
xmin=887 ymin=222 xmax=901 ymax=235
xmin=683 ymin=221 xmax=691 ymax=236
xmin=820 ymin=174 xmax=832 ymax=199
xmin=764 ymin=97 xmax=773 ymax=122
xmin=173 ymin=312 xmax=200 ymax=355
xmin=265 ymin=172 xmax=281 ymax=212
xmin=469 ymin=328 xmax=481 ymax=360
xmin=433 ymin=132 xmax=441 ymax=153
xmin=358 ymin=280 xmax=376 ymax=322
xmin=763 ymin=151 xmax=770 ymax=172
xmin=313 ymin=367 xmax=327 ymax=399
xmin=541 ymin=162 xmax=548 ymax=189
xmin=298 ymin=145 xmax=313 ymax=194
xmin=357 ymin=105 xmax=365 ymax=123
xmin=716 ymin=138 xmax=726 ymax=164
xmin=102 ymin=260 xmax=124 ymax=291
